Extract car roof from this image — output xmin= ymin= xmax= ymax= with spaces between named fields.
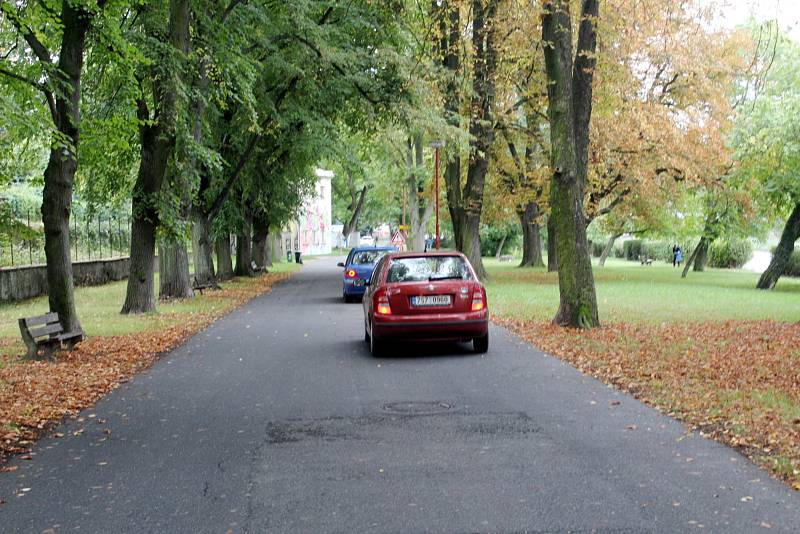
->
xmin=384 ymin=250 xmax=467 ymax=259
xmin=350 ymin=246 xmax=396 ymax=252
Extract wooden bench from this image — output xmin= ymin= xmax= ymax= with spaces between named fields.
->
xmin=192 ymin=276 xmax=215 ymax=295
xmin=638 ymin=255 xmax=653 ymax=265
xmin=18 ymin=312 xmax=84 ymax=360
xmin=498 ymin=254 xmax=514 ymax=262
xmin=250 ymin=260 xmax=267 ymax=275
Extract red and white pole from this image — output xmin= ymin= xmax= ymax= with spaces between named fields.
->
xmin=434 ymin=146 xmax=440 ymax=250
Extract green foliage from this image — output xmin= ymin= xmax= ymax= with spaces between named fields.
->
xmin=641 ymin=241 xmax=676 ymax=263
xmin=709 ymin=239 xmax=753 ymax=269
xmin=731 ymin=31 xmax=800 ymax=219
xmin=623 ymin=239 xmax=642 ymax=261
xmin=480 ymin=223 xmax=520 ymax=257
xmin=622 ymin=239 xmax=681 ymax=263
xmin=784 ymin=250 xmax=800 ymax=278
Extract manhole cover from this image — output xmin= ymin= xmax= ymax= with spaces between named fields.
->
xmin=382 ymin=401 xmax=454 ymax=415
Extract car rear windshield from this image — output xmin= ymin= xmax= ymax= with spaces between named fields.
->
xmin=351 ymin=250 xmax=388 ymax=265
xmin=386 ymin=256 xmax=472 ymax=283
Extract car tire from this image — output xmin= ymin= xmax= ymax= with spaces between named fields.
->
xmin=364 ymin=326 xmax=370 ymax=343
xmin=343 ymin=293 xmax=352 ymax=303
xmin=473 ymin=332 xmax=489 ymax=354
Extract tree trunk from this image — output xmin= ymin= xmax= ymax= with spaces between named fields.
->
xmin=542 ymin=0 xmax=600 ymax=328
xmin=694 ymin=237 xmax=710 ymax=272
xmin=235 ymin=213 xmax=254 ymax=277
xmin=216 ymin=235 xmax=234 ymax=280
xmin=461 ymin=214 xmax=485 ymax=278
xmin=123 ymin=214 xmax=158 ymax=314
xmin=40 ymin=2 xmax=98 ymax=333
xmin=441 ymin=2 xmax=464 ymax=251
xmin=495 ymin=233 xmax=507 ymax=259
xmin=681 ymin=237 xmax=702 ymax=278
xmin=599 ymin=232 xmax=621 ymax=267
xmin=342 ymin=184 xmax=368 ymax=240
xmin=407 ymin=134 xmax=432 ymax=252
xmin=190 ymin=206 xmax=218 ymax=287
xmin=547 ymin=216 xmax=558 ymax=272
xmin=757 ymin=202 xmax=800 ymax=289
xmin=251 ymin=216 xmax=269 ymax=270
xmin=519 ymin=202 xmax=545 ymax=267
xmin=122 ymin=112 xmax=172 ymax=313
xmin=159 ymin=240 xmax=193 ymax=299
xmin=265 ymin=229 xmax=274 ymax=267
xmin=453 ymin=0 xmax=498 ymax=281
xmin=122 ymin=0 xmax=190 ymax=314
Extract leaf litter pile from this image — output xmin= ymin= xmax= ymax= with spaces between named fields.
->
xmin=495 ymin=318 xmax=800 ymax=490
xmin=0 ymin=272 xmax=290 ymax=466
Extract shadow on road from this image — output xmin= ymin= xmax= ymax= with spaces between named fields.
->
xmin=345 ymin=338 xmax=481 ymax=360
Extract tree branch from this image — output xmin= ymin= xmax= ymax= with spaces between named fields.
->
xmin=0 ymin=4 xmax=53 ymax=64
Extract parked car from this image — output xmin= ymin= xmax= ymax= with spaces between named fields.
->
xmin=338 ymin=246 xmax=397 ymax=302
xmin=362 ymin=251 xmax=489 ymax=356
xmin=358 ymin=234 xmax=375 ymax=246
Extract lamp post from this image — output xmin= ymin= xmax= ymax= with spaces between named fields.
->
xmin=429 ymin=140 xmax=445 ymax=249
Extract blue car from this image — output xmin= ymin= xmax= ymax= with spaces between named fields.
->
xmin=338 ymin=246 xmax=397 ymax=302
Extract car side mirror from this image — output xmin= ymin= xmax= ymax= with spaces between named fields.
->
xmin=337 ymin=262 xmax=344 ymax=267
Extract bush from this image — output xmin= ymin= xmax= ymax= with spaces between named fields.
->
xmin=709 ymin=239 xmax=753 ymax=268
xmin=782 ymin=250 xmax=800 ymax=277
xmin=590 ymin=240 xmax=605 ymax=257
xmin=641 ymin=241 xmax=674 ymax=263
xmin=613 ymin=243 xmax=625 ymax=258
xmin=479 ymin=223 xmax=520 ymax=256
xmin=623 ymin=239 xmax=642 ymax=261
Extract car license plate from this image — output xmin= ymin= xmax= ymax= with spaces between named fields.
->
xmin=412 ymin=295 xmax=451 ymax=307
xmin=354 ymin=279 xmax=365 ymax=286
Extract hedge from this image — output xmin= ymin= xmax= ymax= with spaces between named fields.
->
xmin=708 ymin=239 xmax=753 ymax=269
xmin=781 ymin=249 xmax=800 ymax=277
xmin=623 ymin=239 xmax=642 ymax=260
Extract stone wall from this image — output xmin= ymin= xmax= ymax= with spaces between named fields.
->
xmin=0 ymin=258 xmax=131 ymax=303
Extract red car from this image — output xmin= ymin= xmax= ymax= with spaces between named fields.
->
xmin=362 ymin=251 xmax=489 ymax=356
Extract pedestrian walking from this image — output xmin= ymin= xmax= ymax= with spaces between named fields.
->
xmin=675 ymin=246 xmax=683 ymax=267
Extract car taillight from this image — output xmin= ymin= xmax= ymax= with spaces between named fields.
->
xmin=346 ymin=269 xmax=357 ymax=279
xmin=471 ymin=291 xmax=485 ymax=312
xmin=376 ymin=294 xmax=392 ymax=315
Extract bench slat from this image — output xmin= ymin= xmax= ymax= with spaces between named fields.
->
xmin=23 ymin=312 xmax=59 ymax=327
xmin=29 ymin=323 xmax=64 ymax=339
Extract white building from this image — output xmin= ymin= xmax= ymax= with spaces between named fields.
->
xmin=281 ymin=169 xmax=333 ymax=257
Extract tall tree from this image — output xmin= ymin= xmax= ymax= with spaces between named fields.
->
xmin=541 ymin=0 xmax=600 ymax=328
xmin=122 ymin=0 xmax=190 ymax=313
xmin=439 ymin=1 xmax=464 ymax=250
xmin=0 ymin=0 xmax=110 ymax=332
xmin=730 ymin=30 xmax=800 ymax=289
xmin=439 ymin=0 xmax=499 ymax=279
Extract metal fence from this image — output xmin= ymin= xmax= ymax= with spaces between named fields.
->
xmin=0 ymin=211 xmax=131 ymax=268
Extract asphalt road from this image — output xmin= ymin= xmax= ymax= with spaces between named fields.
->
xmin=1 ymin=256 xmax=799 ymax=533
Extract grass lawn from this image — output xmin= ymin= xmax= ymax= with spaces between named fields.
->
xmin=0 ymin=261 xmax=300 ymax=345
xmin=486 ymin=256 xmax=800 ymax=323
xmin=487 ymin=255 xmax=800 ymax=490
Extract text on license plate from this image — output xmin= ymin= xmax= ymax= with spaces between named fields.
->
xmin=354 ymin=279 xmax=365 ymax=286
xmin=412 ymin=295 xmax=451 ymax=307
